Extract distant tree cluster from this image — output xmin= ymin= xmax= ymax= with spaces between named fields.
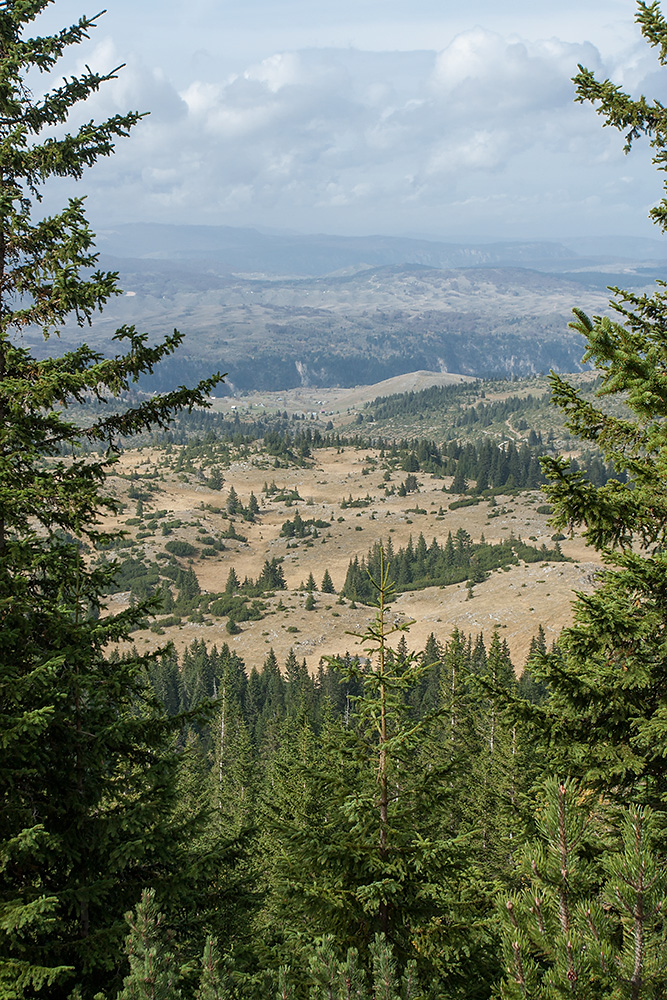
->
xmin=342 ymin=532 xmax=566 ymax=602
xmin=380 ymin=436 xmax=622 ymax=492
xmin=280 ymin=510 xmax=330 ymax=538
xmin=368 ymin=383 xmax=545 ymax=424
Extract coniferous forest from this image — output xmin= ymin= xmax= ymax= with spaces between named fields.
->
xmin=4 ymin=2 xmax=667 ymax=998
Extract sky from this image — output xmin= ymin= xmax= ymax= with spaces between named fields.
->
xmin=31 ymin=0 xmax=667 ymax=242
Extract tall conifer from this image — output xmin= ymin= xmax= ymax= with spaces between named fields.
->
xmin=534 ymin=0 xmax=667 ymax=814
xmin=0 ymin=3 xmax=222 ymax=994
xmin=266 ymin=558 xmax=488 ymax=992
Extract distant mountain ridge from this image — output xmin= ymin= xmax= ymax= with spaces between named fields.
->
xmin=21 ymin=223 xmax=667 ymax=391
xmin=96 ymin=223 xmax=586 ymax=277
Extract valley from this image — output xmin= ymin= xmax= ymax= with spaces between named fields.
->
xmin=99 ymin=372 xmax=603 ymax=673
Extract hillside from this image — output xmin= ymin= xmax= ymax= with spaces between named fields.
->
xmin=19 ymin=224 xmax=667 ymax=392
xmin=32 ymin=260 xmax=612 ymax=390
xmin=96 ymin=372 xmax=607 ymax=671
xmin=103 ymin=444 xmax=596 ymax=670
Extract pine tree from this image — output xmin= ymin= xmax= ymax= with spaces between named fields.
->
xmin=277 ymin=932 xmax=421 ymax=1000
xmin=196 ymin=937 xmax=223 ymax=1000
xmin=321 ymin=568 xmax=335 ymax=594
xmin=117 ymin=890 xmax=182 ymax=1000
xmin=247 ymin=491 xmax=260 ymax=520
xmin=450 ymin=466 xmax=468 ymax=495
xmin=496 ymin=780 xmax=667 ymax=999
xmin=117 ymin=901 xmax=239 ymax=1000
xmin=601 ymin=806 xmax=667 ymax=998
xmin=208 ymin=466 xmax=224 ymax=491
xmin=0 ymin=4 xmax=222 ymax=995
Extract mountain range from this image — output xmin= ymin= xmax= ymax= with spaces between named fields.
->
xmin=28 ymin=224 xmax=667 ymax=391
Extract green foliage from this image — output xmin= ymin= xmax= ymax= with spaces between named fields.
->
xmin=273 ymin=933 xmax=421 ymax=999
xmin=226 ymin=486 xmax=242 ymax=516
xmin=220 ymin=523 xmax=247 ymax=542
xmin=497 ymin=779 xmax=606 ymax=999
xmin=0 ymin=4 xmax=225 ymax=995
xmin=247 ymin=492 xmax=260 ymax=519
xmin=369 ymin=383 xmax=538 ymax=425
xmin=602 ymin=806 xmax=667 ymax=998
xmin=497 ymin=780 xmax=667 ymax=999
xmin=116 ymin=894 xmax=242 ymax=1000
xmin=16 ymin=9 xmax=667 ymax=994
xmin=573 ymin=1 xmax=667 ymax=231
xmin=209 ymin=593 xmax=265 ymax=622
xmin=208 ymin=466 xmax=224 ymax=491
xmin=165 ymin=539 xmax=199 ymax=558
xmin=269 ymin=488 xmax=303 ymax=504
xmin=280 ymin=511 xmax=329 ymax=539
xmin=450 ymin=467 xmax=468 ymax=495
xmin=342 ymin=532 xmax=566 ymax=603
xmin=261 ymin=556 xmax=488 ymax=994
xmin=534 ymin=2 xmax=667 ymax=813
xmin=257 ymin=558 xmax=287 ymax=591
xmin=340 ymin=493 xmax=374 ymax=509
xmin=195 ymin=937 xmax=226 ymax=1000
xmin=117 ymin=889 xmax=182 ymax=1000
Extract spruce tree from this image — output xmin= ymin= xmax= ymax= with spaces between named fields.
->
xmin=266 ymin=557 xmax=485 ymax=992
xmin=470 ymin=631 xmax=526 ymax=882
xmin=284 ymin=648 xmax=314 ymax=718
xmin=209 ymin=669 xmax=255 ymax=834
xmin=449 ymin=467 xmax=467 ymax=495
xmin=247 ymin=491 xmax=260 ymax=520
xmin=208 ymin=466 xmax=224 ymax=491
xmin=533 ymin=0 xmax=667 ymax=813
xmin=226 ymin=486 xmax=242 ymax=516
xmin=0 ymin=3 xmax=222 ymax=995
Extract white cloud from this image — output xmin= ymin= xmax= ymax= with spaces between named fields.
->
xmin=245 ymin=53 xmax=302 ymax=92
xmin=34 ymin=8 xmax=667 ymax=240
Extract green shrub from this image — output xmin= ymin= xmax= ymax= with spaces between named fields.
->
xmin=165 ymin=539 xmax=198 ymax=558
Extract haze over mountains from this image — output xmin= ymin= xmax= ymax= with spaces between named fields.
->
xmin=35 ymin=224 xmax=667 ymax=392
xmin=97 ymin=224 xmax=667 ymax=275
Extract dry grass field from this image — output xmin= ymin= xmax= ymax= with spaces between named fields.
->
xmin=102 ymin=440 xmax=599 ymax=674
